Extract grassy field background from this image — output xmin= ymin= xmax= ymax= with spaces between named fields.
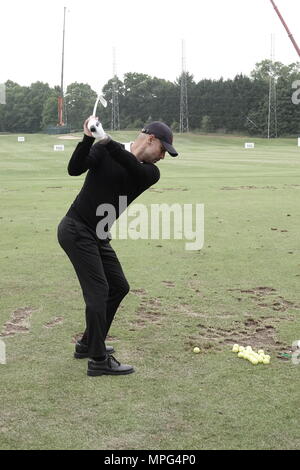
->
xmin=0 ymin=131 xmax=299 ymax=450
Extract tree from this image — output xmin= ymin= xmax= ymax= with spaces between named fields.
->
xmin=123 ymin=73 xmax=154 ymax=127
xmin=27 ymin=82 xmax=53 ymax=131
xmin=65 ymin=83 xmax=97 ymax=130
xmin=1 ymin=81 xmax=31 ymax=132
xmin=248 ymin=61 xmax=300 ymax=136
xmin=251 ymin=60 xmax=300 ymax=82
xmin=200 ymin=115 xmax=213 ymax=133
xmin=1 ymin=61 xmax=300 ymax=135
xmin=102 ymin=76 xmax=125 ymax=129
xmin=42 ymin=88 xmax=61 ymax=128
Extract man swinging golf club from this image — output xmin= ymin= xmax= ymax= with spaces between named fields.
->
xmin=57 ymin=116 xmax=178 ymax=376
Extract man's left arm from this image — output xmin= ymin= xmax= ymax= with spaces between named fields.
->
xmin=105 ymin=140 xmax=160 ymax=187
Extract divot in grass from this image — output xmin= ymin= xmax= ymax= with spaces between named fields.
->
xmin=44 ymin=317 xmax=64 ymax=328
xmin=1 ymin=306 xmax=36 ymax=336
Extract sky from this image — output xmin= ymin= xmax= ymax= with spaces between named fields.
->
xmin=1 ymin=0 xmax=300 ymax=93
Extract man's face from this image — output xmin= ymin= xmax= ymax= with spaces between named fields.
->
xmin=141 ymin=135 xmax=166 ymax=164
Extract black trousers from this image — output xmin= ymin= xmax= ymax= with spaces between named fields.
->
xmin=57 ymin=216 xmax=129 ymax=357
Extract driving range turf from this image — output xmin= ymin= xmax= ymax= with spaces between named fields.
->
xmin=0 ymin=131 xmax=299 ymax=450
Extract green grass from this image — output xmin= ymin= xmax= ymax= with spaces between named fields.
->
xmin=0 ymin=131 xmax=300 ymax=450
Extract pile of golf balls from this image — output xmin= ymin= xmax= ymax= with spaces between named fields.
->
xmin=232 ymin=344 xmax=271 ymax=365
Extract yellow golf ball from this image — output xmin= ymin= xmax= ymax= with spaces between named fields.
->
xmin=232 ymin=344 xmax=239 ymax=353
xmin=193 ymin=347 xmax=200 ymax=354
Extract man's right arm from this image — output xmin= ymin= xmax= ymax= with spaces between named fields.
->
xmin=67 ymin=117 xmax=109 ymax=176
xmin=68 ymin=134 xmax=101 ymax=175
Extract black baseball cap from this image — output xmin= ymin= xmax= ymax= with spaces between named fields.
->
xmin=142 ymin=121 xmax=178 ymax=157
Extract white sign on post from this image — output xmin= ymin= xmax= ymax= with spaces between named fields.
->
xmin=0 ymin=339 xmax=6 ymax=365
xmin=245 ymin=143 xmax=255 ymax=149
xmin=18 ymin=137 xmax=25 ymax=142
xmin=54 ymin=145 xmax=65 ymax=151
xmin=0 ymin=83 xmax=5 ymax=105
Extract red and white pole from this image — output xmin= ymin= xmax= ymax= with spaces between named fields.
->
xmin=269 ymin=0 xmax=300 ymax=58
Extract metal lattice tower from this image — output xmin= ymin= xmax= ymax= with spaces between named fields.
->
xmin=111 ymin=47 xmax=120 ymax=131
xmin=267 ymin=34 xmax=278 ymax=139
xmin=180 ymin=40 xmax=189 ymax=133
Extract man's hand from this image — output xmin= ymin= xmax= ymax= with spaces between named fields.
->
xmin=83 ymin=115 xmax=111 ymax=144
xmin=83 ymin=116 xmax=99 ymax=137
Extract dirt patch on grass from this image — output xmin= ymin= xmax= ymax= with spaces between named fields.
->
xmin=176 ymin=303 xmax=208 ymax=318
xmin=182 ymin=286 xmax=298 ymax=353
xmin=130 ymin=288 xmax=148 ymax=297
xmin=136 ymin=298 xmax=164 ymax=324
xmin=185 ymin=314 xmax=291 ymax=353
xmin=270 ymin=227 xmax=289 ymax=232
xmin=45 ymin=186 xmax=63 ymax=190
xmin=71 ymin=333 xmax=83 ymax=344
xmin=130 ymin=289 xmax=165 ymax=327
xmin=228 ymin=286 xmax=300 ymax=312
xmin=130 ymin=290 xmax=165 ymax=328
xmin=221 ymin=184 xmax=300 ymax=191
xmin=221 ymin=185 xmax=277 ymax=190
xmin=149 ymin=187 xmax=188 ymax=193
xmin=162 ymin=281 xmax=175 ymax=288
xmin=1 ymin=307 xmax=36 ymax=336
xmin=44 ymin=317 xmax=64 ymax=328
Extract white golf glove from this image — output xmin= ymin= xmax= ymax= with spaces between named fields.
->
xmin=88 ymin=118 xmax=107 ymax=140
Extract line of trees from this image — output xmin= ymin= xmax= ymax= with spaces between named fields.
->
xmin=0 ymin=60 xmax=299 ymax=136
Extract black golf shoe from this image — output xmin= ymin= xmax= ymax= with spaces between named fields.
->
xmin=74 ymin=340 xmax=115 ymax=359
xmin=87 ymin=355 xmax=135 ymax=376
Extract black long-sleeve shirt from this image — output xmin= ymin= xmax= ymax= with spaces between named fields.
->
xmin=65 ymin=135 xmax=160 ymax=236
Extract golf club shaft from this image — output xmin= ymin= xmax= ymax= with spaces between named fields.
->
xmin=93 ymin=96 xmax=100 ymax=117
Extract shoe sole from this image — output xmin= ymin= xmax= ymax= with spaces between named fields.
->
xmin=74 ymin=348 xmax=115 ymax=359
xmin=87 ymin=368 xmax=135 ymax=377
